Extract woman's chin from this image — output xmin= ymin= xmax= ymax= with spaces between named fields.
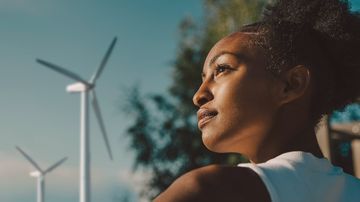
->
xmin=202 ymin=135 xmax=231 ymax=153
xmin=202 ymin=136 xmax=218 ymax=152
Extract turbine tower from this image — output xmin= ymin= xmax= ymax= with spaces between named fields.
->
xmin=36 ymin=37 xmax=116 ymax=202
xmin=16 ymin=146 xmax=67 ymax=202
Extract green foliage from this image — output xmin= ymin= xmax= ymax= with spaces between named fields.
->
xmin=331 ymin=103 xmax=360 ymax=123
xmin=123 ymin=0 xmax=266 ymax=199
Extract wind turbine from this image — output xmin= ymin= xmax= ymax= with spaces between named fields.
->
xmin=16 ymin=146 xmax=67 ymax=202
xmin=36 ymin=37 xmax=116 ymax=202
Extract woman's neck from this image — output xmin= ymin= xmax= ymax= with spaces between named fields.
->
xmin=250 ymin=123 xmax=323 ymax=163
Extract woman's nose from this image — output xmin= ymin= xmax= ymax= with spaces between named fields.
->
xmin=192 ymin=82 xmax=214 ymax=107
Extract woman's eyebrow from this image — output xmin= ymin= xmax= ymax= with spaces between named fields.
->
xmin=209 ymin=51 xmax=247 ymax=66
xmin=202 ymin=51 xmax=247 ymax=79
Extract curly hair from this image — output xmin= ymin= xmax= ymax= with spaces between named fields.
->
xmin=240 ymin=0 xmax=360 ymax=125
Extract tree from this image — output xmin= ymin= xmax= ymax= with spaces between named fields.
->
xmin=123 ymin=0 xmax=266 ymax=200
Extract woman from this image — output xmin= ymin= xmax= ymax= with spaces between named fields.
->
xmin=154 ymin=0 xmax=360 ymax=201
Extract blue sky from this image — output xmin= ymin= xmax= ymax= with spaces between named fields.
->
xmin=352 ymin=0 xmax=360 ymax=9
xmin=1 ymin=1 xmax=359 ymax=202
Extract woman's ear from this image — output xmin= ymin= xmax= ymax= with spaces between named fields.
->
xmin=278 ymin=65 xmax=311 ymax=105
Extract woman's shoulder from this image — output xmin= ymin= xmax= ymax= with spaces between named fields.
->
xmin=153 ymin=164 xmax=271 ymax=202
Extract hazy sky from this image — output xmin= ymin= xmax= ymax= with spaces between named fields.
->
xmin=1 ymin=1 xmax=359 ymax=202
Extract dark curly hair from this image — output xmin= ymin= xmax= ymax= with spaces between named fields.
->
xmin=240 ymin=0 xmax=360 ymax=125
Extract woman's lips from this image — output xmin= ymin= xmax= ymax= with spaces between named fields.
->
xmin=197 ymin=108 xmax=218 ymax=129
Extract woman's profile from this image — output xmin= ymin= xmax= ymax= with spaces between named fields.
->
xmin=154 ymin=0 xmax=360 ymax=201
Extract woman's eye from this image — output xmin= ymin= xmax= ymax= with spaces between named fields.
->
xmin=214 ymin=64 xmax=231 ymax=77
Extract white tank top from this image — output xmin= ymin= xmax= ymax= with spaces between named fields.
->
xmin=238 ymin=151 xmax=360 ymax=202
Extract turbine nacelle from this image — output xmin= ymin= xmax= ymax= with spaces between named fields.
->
xmin=67 ymin=82 xmax=94 ymax=93
xmin=30 ymin=171 xmax=42 ymax=178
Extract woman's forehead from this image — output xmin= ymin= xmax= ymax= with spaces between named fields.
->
xmin=204 ymin=32 xmax=262 ymax=67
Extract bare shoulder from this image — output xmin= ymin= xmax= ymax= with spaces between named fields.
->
xmin=153 ymin=165 xmax=271 ymax=202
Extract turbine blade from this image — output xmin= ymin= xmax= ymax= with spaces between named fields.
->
xmin=91 ymin=90 xmax=113 ymax=160
xmin=44 ymin=157 xmax=68 ymax=174
xmin=15 ymin=146 xmax=43 ymax=173
xmin=89 ymin=37 xmax=117 ymax=84
xmin=36 ymin=59 xmax=89 ymax=85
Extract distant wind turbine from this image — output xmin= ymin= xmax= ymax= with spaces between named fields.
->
xmin=16 ymin=146 xmax=67 ymax=202
xmin=36 ymin=37 xmax=116 ymax=202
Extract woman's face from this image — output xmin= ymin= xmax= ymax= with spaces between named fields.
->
xmin=193 ymin=32 xmax=281 ymax=154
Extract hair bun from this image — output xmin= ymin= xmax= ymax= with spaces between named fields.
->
xmin=260 ymin=0 xmax=360 ymax=120
xmin=264 ymin=0 xmax=359 ymax=40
